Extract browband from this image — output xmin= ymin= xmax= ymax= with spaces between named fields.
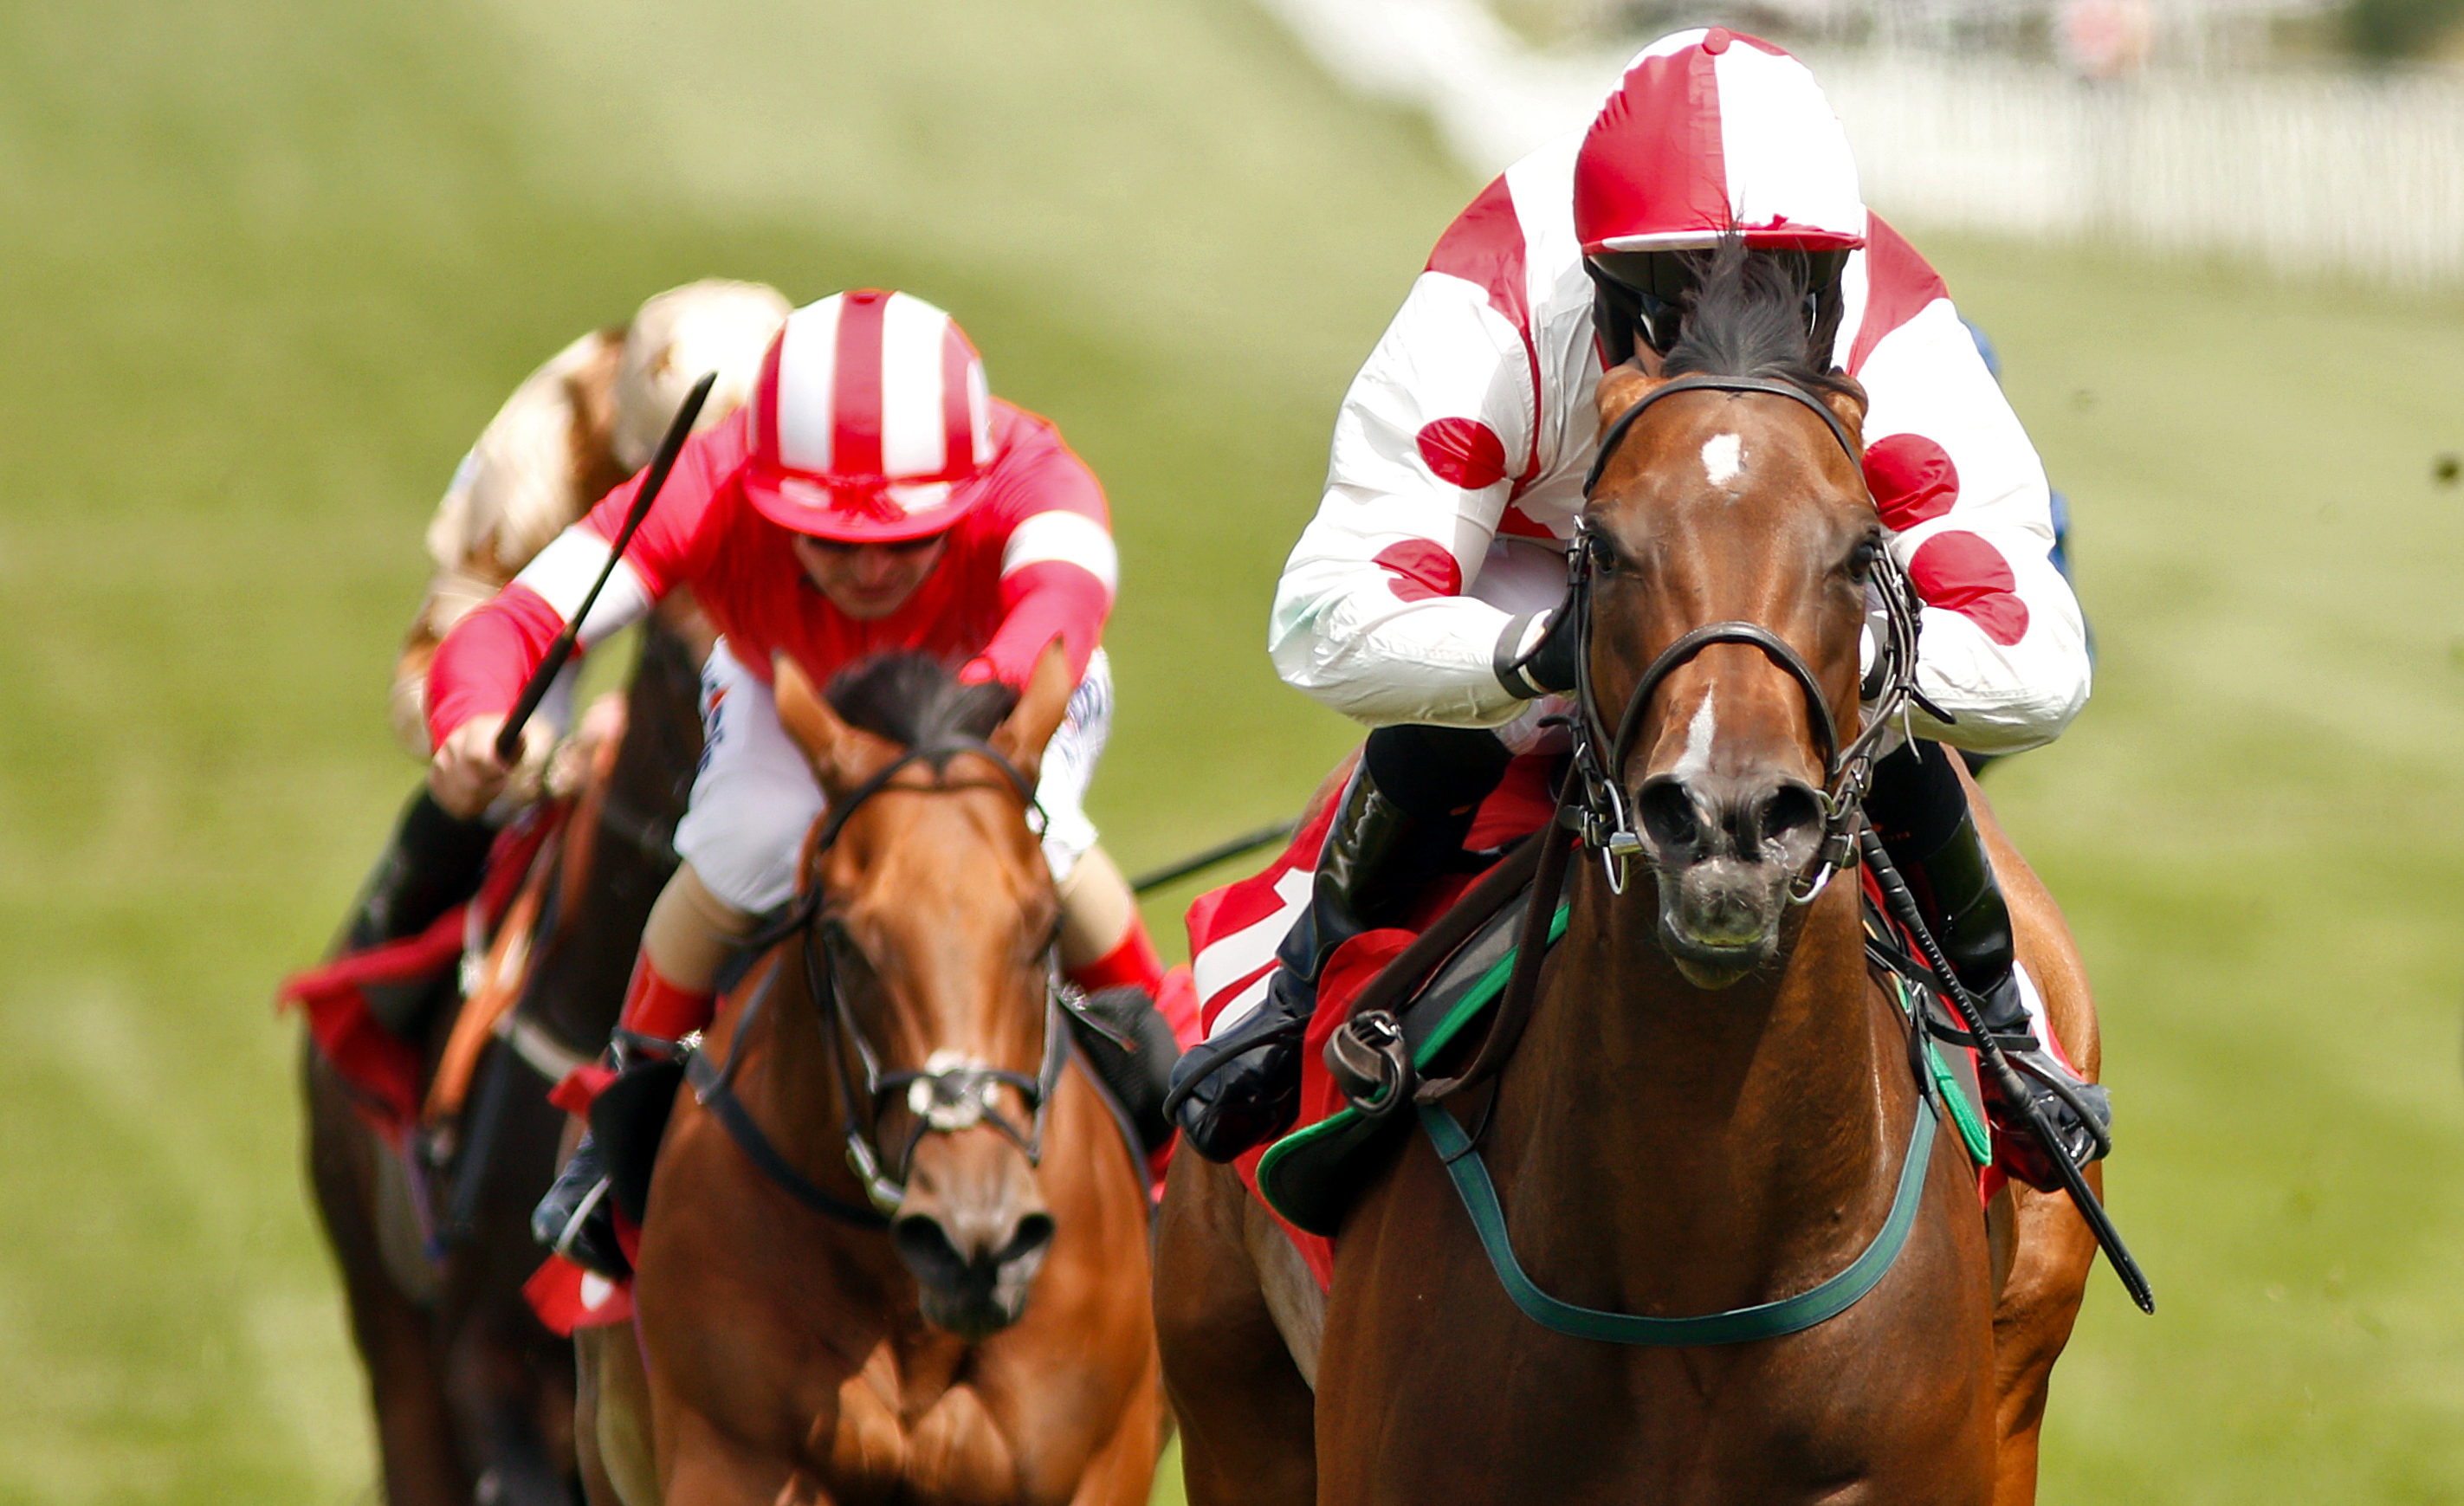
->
xmin=1585 ymin=374 xmax=1859 ymax=497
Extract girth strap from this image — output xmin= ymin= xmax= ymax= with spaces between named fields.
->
xmin=1419 ymin=1088 xmax=1941 ymax=1347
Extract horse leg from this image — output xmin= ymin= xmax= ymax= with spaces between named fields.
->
xmin=301 ymin=1043 xmax=473 ymax=1506
xmin=1059 ymin=1350 xmax=1167 ymax=1506
xmin=1154 ymin=1153 xmax=1317 ymax=1506
xmin=578 ymin=1321 xmax=662 ymax=1506
xmin=657 ymin=1410 xmax=804 ymax=1506
xmin=1966 ymin=773 xmax=2101 ymax=1506
xmin=438 ymin=1288 xmax=572 ymax=1505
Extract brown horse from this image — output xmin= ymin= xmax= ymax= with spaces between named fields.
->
xmin=303 ymin=616 xmax=706 ymax=1506
xmin=580 ymin=647 xmax=1163 ymax=1506
xmin=1157 ymin=262 xmax=2099 ymax=1504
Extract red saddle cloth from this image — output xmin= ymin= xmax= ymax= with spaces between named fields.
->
xmin=1183 ymin=756 xmax=1561 ymax=1288
xmin=276 ymin=805 xmax=562 ymax=1152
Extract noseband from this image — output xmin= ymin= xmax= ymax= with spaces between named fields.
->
xmin=1562 ymin=373 xmax=1935 ymax=900
xmin=691 ymin=733 xmax=1072 ymax=1222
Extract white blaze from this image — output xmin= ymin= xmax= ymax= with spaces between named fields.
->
xmin=1701 ymin=432 xmax=1743 ymax=488
xmin=1672 ymin=689 xmax=1718 ymax=784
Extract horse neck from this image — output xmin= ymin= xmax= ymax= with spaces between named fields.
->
xmin=612 ymin=617 xmax=706 ymax=817
xmin=521 ymin=617 xmax=707 ymax=1050
xmin=1494 ymin=868 xmax=1898 ymax=1298
xmin=728 ymin=940 xmax=894 ymax=1215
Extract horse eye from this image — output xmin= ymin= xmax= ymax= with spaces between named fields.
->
xmin=1846 ymin=536 xmax=1882 ymax=580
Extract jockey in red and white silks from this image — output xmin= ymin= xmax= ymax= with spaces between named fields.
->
xmin=1172 ymin=30 xmax=2111 ymax=1193
xmin=1271 ymin=29 xmax=2088 ymax=753
xmin=425 ymin=304 xmax=1123 ymax=915
xmin=424 ymin=289 xmax=1180 ymax=1276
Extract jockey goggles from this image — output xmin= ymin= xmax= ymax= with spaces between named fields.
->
xmin=793 ymin=527 xmax=949 ymax=556
xmin=1586 ymin=247 xmax=1849 ymax=365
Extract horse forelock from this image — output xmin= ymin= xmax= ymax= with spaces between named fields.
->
xmin=824 ymin=652 xmax=1019 ymax=757
xmin=1661 ymin=236 xmax=1858 ymax=411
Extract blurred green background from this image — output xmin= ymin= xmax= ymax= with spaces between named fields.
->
xmin=0 ymin=0 xmax=2459 ymax=1500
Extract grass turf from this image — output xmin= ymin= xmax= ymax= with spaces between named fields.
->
xmin=0 ymin=0 xmax=2456 ymax=1498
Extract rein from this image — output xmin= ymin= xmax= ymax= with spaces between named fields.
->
xmin=683 ymin=733 xmax=1071 ymax=1222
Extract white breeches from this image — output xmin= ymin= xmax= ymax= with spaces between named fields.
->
xmin=673 ymin=638 xmax=1111 ymax=915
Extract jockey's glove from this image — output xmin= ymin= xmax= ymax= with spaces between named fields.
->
xmin=1493 ymin=604 xmax=1581 ymax=700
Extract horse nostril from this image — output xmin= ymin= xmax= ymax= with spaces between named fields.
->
xmin=893 ymin=1215 xmax=968 ymax=1287
xmin=1637 ymin=778 xmax=1704 ymax=856
xmin=999 ymin=1212 xmax=1056 ymax=1269
xmin=1756 ymin=784 xmax=1823 ymax=856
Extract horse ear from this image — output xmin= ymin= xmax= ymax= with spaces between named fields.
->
xmin=1821 ymin=373 xmax=1871 ymax=452
xmin=1595 ymin=359 xmax=1665 ymax=429
xmin=773 ymin=652 xmax=861 ymax=790
xmin=990 ymin=638 xmax=1076 ymax=785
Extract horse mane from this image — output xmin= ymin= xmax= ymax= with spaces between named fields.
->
xmin=1663 ymin=236 xmax=1859 ymax=408
xmin=824 ymin=652 xmax=1018 ymax=752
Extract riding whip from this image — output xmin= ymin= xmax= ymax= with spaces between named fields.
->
xmin=1858 ymin=826 xmax=2157 ymax=1314
xmin=493 ymin=370 xmax=718 ymax=765
xmin=1129 ymin=820 xmax=1299 ymax=895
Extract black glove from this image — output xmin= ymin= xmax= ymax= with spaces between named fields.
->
xmin=1492 ymin=605 xmax=1579 ymax=699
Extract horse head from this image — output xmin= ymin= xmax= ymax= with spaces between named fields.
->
xmin=773 ymin=642 xmax=1077 ymax=1341
xmin=1581 ymin=246 xmax=1877 ymax=988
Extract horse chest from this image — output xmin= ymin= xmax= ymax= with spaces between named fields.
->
xmin=816 ymin=1337 xmax=1031 ymax=1506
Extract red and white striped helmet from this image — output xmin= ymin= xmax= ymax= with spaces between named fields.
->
xmin=1574 ymin=29 xmax=1866 ymax=256
xmin=742 ymin=289 xmax=995 ymax=543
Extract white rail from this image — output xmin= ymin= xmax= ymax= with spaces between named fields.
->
xmin=1259 ymin=0 xmax=2464 ymax=289
xmin=1815 ymin=55 xmax=2464 ymax=289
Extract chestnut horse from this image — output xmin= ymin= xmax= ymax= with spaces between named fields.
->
xmin=1157 ymin=255 xmax=2099 ymax=1504
xmin=303 ymin=617 xmax=705 ymax=1506
xmin=580 ymin=647 xmax=1163 ymax=1506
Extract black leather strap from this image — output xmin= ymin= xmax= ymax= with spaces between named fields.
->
xmin=682 ymin=1046 xmax=890 ymax=1229
xmin=1586 ymin=374 xmax=1859 ymax=497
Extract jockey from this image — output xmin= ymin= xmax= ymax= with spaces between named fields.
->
xmin=1169 ymin=29 xmax=2112 ymax=1193
xmin=339 ymin=280 xmax=791 ymax=1016
xmin=423 ymin=290 xmax=1175 ymax=1275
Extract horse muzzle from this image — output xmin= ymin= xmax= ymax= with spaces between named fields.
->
xmin=1633 ymin=771 xmax=1826 ymax=989
xmin=890 ymin=1147 xmax=1056 ymax=1342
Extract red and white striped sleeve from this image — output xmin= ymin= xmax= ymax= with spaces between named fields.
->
xmin=424 ymin=410 xmax=739 ymax=747
xmin=962 ymin=415 xmax=1117 ymax=690
xmin=1848 ymin=221 xmax=2091 ymax=754
xmin=1270 ymin=171 xmax=1547 ymax=729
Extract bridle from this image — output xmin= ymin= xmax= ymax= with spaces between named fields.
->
xmin=1557 ymin=373 xmax=1940 ymax=902
xmin=695 ymin=731 xmax=1071 ymax=1221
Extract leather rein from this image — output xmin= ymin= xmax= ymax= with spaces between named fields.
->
xmin=681 ymin=734 xmax=1071 ymax=1225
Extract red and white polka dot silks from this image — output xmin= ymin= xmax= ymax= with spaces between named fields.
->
xmin=743 ymin=290 xmax=998 ymax=542
xmin=1269 ymin=30 xmax=2092 ymax=756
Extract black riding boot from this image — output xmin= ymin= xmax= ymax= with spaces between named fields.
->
xmin=1167 ymin=725 xmax=1511 ymax=1163
xmin=533 ymin=1128 xmax=624 ymax=1277
xmin=344 ymin=788 xmax=499 ymax=1035
xmin=1869 ymin=741 xmax=2112 ymax=1193
xmin=530 ymin=1029 xmax=679 ymax=1279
